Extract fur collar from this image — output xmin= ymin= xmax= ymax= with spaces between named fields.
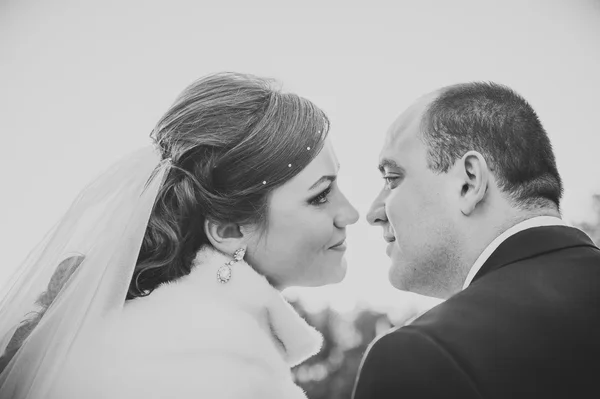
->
xmin=176 ymin=245 xmax=323 ymax=367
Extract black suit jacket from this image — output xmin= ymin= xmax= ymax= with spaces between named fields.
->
xmin=353 ymin=226 xmax=600 ymax=399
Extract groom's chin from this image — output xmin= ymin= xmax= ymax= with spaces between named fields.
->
xmin=388 ymin=261 xmax=414 ymax=292
xmin=389 ymin=270 xmax=438 ymax=297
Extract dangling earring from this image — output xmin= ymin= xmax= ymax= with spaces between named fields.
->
xmin=216 ymin=248 xmax=246 ymax=284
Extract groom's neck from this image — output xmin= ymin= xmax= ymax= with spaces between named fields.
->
xmin=454 ymin=205 xmax=561 ymax=294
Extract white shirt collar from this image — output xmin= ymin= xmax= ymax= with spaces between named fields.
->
xmin=462 ymin=216 xmax=567 ymax=290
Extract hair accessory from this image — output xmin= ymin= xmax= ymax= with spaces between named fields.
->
xmin=262 ymin=181 xmax=267 ymax=185
xmin=217 ymin=248 xmax=246 ymax=284
xmin=307 ymin=147 xmax=311 ymax=150
xmin=288 ymin=164 xmax=292 ymax=167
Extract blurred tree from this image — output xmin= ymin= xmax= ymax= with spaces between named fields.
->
xmin=290 ymin=301 xmax=390 ymax=399
xmin=577 ymin=194 xmax=600 ymax=244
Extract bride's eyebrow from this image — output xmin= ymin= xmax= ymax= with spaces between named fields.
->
xmin=309 ymin=175 xmax=337 ymax=191
xmin=308 ymin=162 xmax=341 ymax=190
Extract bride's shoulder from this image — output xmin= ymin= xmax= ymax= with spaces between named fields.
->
xmin=109 ymin=279 xmax=266 ymax=349
xmin=74 ymin=247 xmax=280 ymax=360
xmin=52 ymin=250 xmax=299 ymax=398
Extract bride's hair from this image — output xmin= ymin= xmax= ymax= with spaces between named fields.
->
xmin=128 ymin=72 xmax=329 ymax=299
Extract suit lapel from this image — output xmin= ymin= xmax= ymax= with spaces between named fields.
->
xmin=472 ymin=226 xmax=597 ymax=284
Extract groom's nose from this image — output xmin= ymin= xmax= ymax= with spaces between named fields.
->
xmin=366 ymin=192 xmax=388 ymax=226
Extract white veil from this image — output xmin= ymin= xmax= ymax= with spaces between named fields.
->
xmin=0 ymin=145 xmax=170 ymax=398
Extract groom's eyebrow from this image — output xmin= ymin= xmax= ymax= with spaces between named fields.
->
xmin=378 ymin=159 xmax=403 ymax=173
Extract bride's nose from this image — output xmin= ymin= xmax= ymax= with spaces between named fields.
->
xmin=334 ymin=194 xmax=360 ymax=228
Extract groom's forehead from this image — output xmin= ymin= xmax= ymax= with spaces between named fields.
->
xmin=379 ymin=135 xmax=411 ymax=167
xmin=381 ymin=94 xmax=436 ymax=157
xmin=382 ymin=111 xmax=421 ymax=153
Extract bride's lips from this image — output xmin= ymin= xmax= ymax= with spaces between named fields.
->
xmin=329 ymin=237 xmax=347 ymax=251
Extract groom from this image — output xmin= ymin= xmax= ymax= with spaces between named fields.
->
xmin=353 ymin=82 xmax=600 ymax=398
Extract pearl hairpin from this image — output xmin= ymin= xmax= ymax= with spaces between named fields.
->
xmin=261 ymin=144 xmax=315 ymax=185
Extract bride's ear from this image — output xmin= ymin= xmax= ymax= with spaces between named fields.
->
xmin=204 ymin=219 xmax=246 ymax=255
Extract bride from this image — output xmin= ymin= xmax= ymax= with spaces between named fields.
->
xmin=0 ymin=72 xmax=359 ymax=398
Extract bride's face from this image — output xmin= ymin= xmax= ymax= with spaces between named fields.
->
xmin=245 ymin=138 xmax=359 ymax=289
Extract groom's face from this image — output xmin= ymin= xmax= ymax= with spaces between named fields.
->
xmin=367 ymin=96 xmax=460 ymax=298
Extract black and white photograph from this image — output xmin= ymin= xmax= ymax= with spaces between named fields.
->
xmin=1 ymin=0 xmax=600 ymax=398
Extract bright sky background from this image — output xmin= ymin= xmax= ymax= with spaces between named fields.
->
xmin=1 ymin=0 xmax=600 ymax=318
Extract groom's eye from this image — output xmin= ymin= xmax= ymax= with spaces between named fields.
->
xmin=383 ymin=175 xmax=401 ymax=188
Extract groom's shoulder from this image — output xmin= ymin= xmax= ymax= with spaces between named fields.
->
xmin=365 ymin=294 xmax=481 ymax=357
xmin=354 ymin=323 xmax=483 ymax=398
xmin=362 ymin=325 xmax=446 ymax=363
xmin=354 ymin=292 xmax=502 ymax=398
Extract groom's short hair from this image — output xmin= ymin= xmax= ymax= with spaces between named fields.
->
xmin=420 ymin=82 xmax=563 ymax=210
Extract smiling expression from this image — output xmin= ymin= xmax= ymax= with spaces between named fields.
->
xmin=367 ymin=95 xmax=462 ymax=296
xmin=245 ymin=138 xmax=359 ymax=289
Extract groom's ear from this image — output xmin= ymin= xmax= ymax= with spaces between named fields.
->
xmin=204 ymin=219 xmax=246 ymax=254
xmin=456 ymin=151 xmax=489 ymax=216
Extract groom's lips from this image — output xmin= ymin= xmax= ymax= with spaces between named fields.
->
xmin=386 ymin=242 xmax=394 ymax=257
xmin=384 ymin=235 xmax=396 ymax=257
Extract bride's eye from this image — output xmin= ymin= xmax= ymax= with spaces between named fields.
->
xmin=309 ymin=186 xmax=332 ymax=206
